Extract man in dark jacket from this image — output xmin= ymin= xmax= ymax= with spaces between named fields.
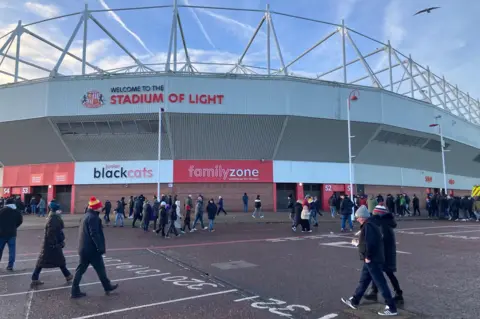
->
xmin=71 ymin=197 xmax=117 ymax=298
xmin=155 ymin=202 xmax=169 ymax=238
xmin=0 ymin=199 xmax=23 ymax=270
xmin=102 ymin=200 xmax=111 ymax=225
xmin=128 ymin=196 xmax=134 ymax=218
xmin=132 ymin=197 xmax=143 ymax=228
xmin=242 ymin=193 xmax=249 ymax=213
xmin=340 ymin=195 xmax=354 ymax=232
xmin=364 ymin=203 xmax=403 ymax=303
xmin=207 ymin=199 xmax=217 ymax=232
xmin=216 ymin=196 xmax=227 ymax=216
xmin=412 ymin=194 xmax=420 ymax=216
xmin=342 ymin=207 xmax=398 ymax=316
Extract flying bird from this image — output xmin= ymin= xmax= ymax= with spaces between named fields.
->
xmin=414 ymin=7 xmax=441 ymax=15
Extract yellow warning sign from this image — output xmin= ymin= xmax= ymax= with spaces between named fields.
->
xmin=472 ymin=185 xmax=480 ymax=197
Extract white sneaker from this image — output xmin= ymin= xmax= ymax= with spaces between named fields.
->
xmin=203 ymin=227 xmax=208 ymax=230
xmin=341 ymin=297 xmax=357 ymax=310
xmin=190 ymin=229 xmax=195 ymax=232
xmin=378 ymin=305 xmax=398 ymax=316
xmin=260 ymin=216 xmax=264 ymax=218
xmin=252 ymin=215 xmax=256 ymax=218
xmin=192 ymin=228 xmax=197 ymax=231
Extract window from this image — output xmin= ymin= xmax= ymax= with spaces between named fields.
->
xmin=109 ymin=121 xmax=123 ymax=134
xmin=95 ymin=122 xmax=111 ymax=134
xmin=57 ymin=123 xmax=71 ymax=134
xmin=82 ymin=122 xmax=98 ymax=135
xmin=69 ymin=122 xmax=85 ymax=134
xmin=122 ymin=120 xmax=138 ymax=133
xmin=137 ymin=120 xmax=152 ymax=133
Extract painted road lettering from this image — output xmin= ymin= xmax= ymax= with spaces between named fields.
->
xmin=237 ymin=296 xmax=310 ymax=318
xmin=162 ymin=276 xmax=218 ymax=290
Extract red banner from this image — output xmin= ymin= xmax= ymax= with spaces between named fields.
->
xmin=174 ymin=160 xmax=273 ymax=183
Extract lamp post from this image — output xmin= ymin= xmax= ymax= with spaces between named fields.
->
xmin=157 ymin=107 xmax=165 ymax=199
xmin=429 ymin=119 xmax=448 ymax=195
xmin=347 ymin=89 xmax=359 ymax=219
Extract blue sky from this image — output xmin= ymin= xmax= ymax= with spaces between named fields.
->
xmin=0 ymin=0 xmax=478 ymax=100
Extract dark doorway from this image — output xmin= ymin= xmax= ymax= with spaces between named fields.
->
xmin=276 ymin=183 xmax=296 ymax=211
xmin=303 ymin=184 xmax=322 ymax=202
xmin=32 ymin=186 xmax=48 ymax=205
xmin=56 ymin=185 xmax=72 ymax=213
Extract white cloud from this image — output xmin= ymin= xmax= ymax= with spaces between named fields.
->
xmin=24 ymin=2 xmax=61 ymax=19
xmin=183 ymin=0 xmax=216 ymax=49
xmin=97 ymin=0 xmax=153 ymax=56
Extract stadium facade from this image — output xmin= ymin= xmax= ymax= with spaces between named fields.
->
xmin=0 ymin=4 xmax=479 ymax=213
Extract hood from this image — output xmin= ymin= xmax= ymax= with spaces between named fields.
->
xmin=5 ymin=204 xmax=17 ymax=210
xmin=380 ymin=212 xmax=397 ymax=228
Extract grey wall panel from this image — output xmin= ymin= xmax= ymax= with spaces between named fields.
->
xmin=0 ymin=82 xmax=48 ymax=123
xmin=0 ymin=118 xmax=73 ymax=165
xmin=169 ymin=113 xmax=285 ymax=160
xmin=274 ymin=118 xmax=379 ymax=162
xmin=61 ymin=133 xmax=170 ymax=161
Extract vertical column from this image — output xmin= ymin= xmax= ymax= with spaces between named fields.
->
xmin=296 ymin=183 xmax=304 ymax=200
xmin=47 ymin=185 xmax=56 ymax=206
xmin=272 ymin=183 xmax=277 ymax=212
xmin=70 ymin=184 xmax=76 ymax=214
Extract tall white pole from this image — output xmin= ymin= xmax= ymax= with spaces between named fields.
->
xmin=439 ymin=125 xmax=448 ymax=195
xmin=157 ymin=109 xmax=163 ymax=199
xmin=347 ymin=98 xmax=354 ymax=218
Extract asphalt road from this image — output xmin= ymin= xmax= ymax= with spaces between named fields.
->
xmin=1 ymin=218 xmax=479 ymax=319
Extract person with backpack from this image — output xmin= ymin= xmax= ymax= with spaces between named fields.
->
xmin=167 ymin=203 xmax=179 ymax=237
xmin=252 ymin=195 xmax=263 ymax=218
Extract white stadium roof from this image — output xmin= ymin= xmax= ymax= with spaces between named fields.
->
xmin=0 ymin=2 xmax=479 ymax=125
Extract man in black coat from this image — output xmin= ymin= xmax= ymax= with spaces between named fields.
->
xmin=132 ymin=197 xmax=143 ymax=228
xmin=341 ymin=206 xmax=398 ymax=316
xmin=364 ymin=203 xmax=403 ymax=303
xmin=71 ymin=197 xmax=117 ymax=298
xmin=0 ymin=198 xmax=23 ymax=271
xmin=340 ymin=195 xmax=354 ymax=232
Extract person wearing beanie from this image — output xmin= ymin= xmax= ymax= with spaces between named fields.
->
xmin=71 ymin=197 xmax=118 ymax=298
xmin=364 ymin=204 xmax=403 ymax=304
xmin=341 ymin=204 xmax=398 ymax=316
xmin=155 ymin=202 xmax=169 ymax=237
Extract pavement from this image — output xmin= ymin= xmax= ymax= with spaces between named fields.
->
xmin=2 ymin=217 xmax=479 ymax=319
xmin=18 ymin=211 xmax=431 ymax=230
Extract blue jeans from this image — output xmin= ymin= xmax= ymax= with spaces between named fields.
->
xmin=310 ymin=210 xmax=318 ymax=225
xmin=115 ymin=213 xmax=124 ymax=227
xmin=330 ymin=206 xmax=336 ymax=217
xmin=0 ymin=237 xmax=16 ymax=268
xmin=193 ymin=213 xmax=205 ymax=229
xmin=243 ymin=203 xmax=248 ymax=213
xmin=352 ymin=262 xmax=396 ymax=312
xmin=252 ymin=207 xmax=263 ymax=218
xmin=209 ymin=219 xmax=214 ymax=231
xmin=39 ymin=208 xmax=46 ymax=217
xmin=341 ymin=215 xmax=353 ymax=230
xmin=31 ymin=205 xmax=37 ymax=215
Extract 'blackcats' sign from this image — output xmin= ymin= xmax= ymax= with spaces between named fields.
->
xmin=74 ymin=161 xmax=170 ymax=185
xmin=94 ymin=165 xmax=153 ymax=179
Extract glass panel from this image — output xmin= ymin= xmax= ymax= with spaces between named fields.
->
xmin=109 ymin=121 xmax=123 ymax=134
xmin=69 ymin=122 xmax=85 ymax=134
xmin=136 ymin=120 xmax=152 ymax=133
xmin=57 ymin=123 xmax=71 ymax=134
xmin=82 ymin=122 xmax=98 ymax=135
xmin=95 ymin=122 xmax=111 ymax=134
xmin=121 ymin=120 xmax=138 ymax=133
xmin=149 ymin=120 xmax=159 ymax=133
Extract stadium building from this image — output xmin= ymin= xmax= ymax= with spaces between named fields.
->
xmin=0 ymin=4 xmax=479 ymax=213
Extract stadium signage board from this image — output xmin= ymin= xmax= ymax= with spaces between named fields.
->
xmin=173 ymin=160 xmax=273 ymax=183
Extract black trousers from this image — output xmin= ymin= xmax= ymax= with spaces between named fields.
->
xmin=167 ymin=221 xmax=178 ymax=236
xmin=217 ymin=207 xmax=227 ymax=216
xmin=182 ymin=218 xmax=191 ymax=231
xmin=413 ymin=206 xmax=421 ymax=216
xmin=71 ymin=253 xmax=111 ymax=294
xmin=370 ymin=270 xmax=402 ymax=295
xmin=132 ymin=214 xmax=141 ymax=227
xmin=156 ymin=223 xmax=167 ymax=237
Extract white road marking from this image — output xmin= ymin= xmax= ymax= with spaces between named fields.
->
xmin=425 ymin=229 xmax=480 ymax=236
xmin=319 ymin=241 xmax=411 ymax=254
xmin=0 ymin=263 xmax=130 ymax=278
xmin=0 ymin=255 xmax=78 ymax=264
xmin=0 ymin=273 xmax=171 ymax=297
xmin=70 ymin=289 xmax=239 ymax=319
xmin=234 ymin=296 xmax=260 ymax=302
xmin=318 ymin=314 xmax=338 ymax=319
xmin=397 ymin=225 xmax=478 ymax=231
xmin=24 ymin=291 xmax=34 ymax=319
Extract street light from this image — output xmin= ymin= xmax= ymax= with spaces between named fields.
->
xmin=429 ymin=118 xmax=448 ymax=195
xmin=157 ymin=107 xmax=165 ymax=200
xmin=347 ymin=89 xmax=359 ymax=219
